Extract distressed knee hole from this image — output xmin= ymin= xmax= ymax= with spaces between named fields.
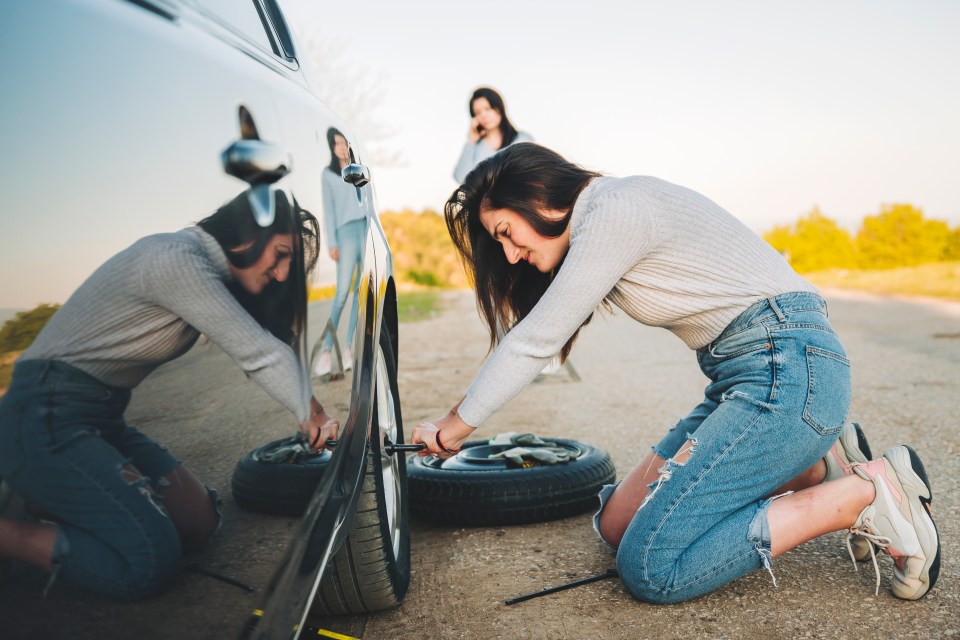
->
xmin=118 ymin=463 xmax=168 ymax=518
xmin=638 ymin=438 xmax=697 ymax=512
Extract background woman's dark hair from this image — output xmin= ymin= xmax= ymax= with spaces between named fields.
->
xmin=445 ymin=142 xmax=601 ymax=361
xmin=326 ymin=127 xmax=348 ymax=175
xmin=470 ymin=87 xmax=519 ymax=149
xmin=197 ymin=190 xmax=320 ymax=362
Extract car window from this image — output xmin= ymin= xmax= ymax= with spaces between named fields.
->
xmin=260 ymin=0 xmax=295 ymax=59
xmin=194 ymin=0 xmax=274 ymax=52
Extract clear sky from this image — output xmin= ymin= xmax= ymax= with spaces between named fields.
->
xmin=282 ymin=0 xmax=960 ymax=233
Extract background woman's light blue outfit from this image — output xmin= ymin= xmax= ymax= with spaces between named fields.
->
xmin=453 ymin=131 xmax=533 ymax=183
xmin=322 ymin=167 xmax=368 ymax=351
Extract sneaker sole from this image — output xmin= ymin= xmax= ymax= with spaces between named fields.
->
xmin=889 ymin=445 xmax=940 ymax=599
xmin=850 ymin=423 xmax=873 ymax=461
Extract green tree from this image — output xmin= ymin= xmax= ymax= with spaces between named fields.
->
xmin=856 ymin=204 xmax=950 ymax=268
xmin=0 ymin=303 xmax=60 ymax=353
xmin=762 ymin=208 xmax=856 ymax=272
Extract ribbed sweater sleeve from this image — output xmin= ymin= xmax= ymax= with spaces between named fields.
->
xmin=140 ymin=236 xmax=311 ymax=423
xmin=22 ymin=228 xmax=311 ymax=423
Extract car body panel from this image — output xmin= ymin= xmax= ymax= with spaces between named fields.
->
xmin=0 ymin=0 xmax=395 ymax=635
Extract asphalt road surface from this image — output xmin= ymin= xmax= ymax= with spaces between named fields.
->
xmin=2 ymin=290 xmax=957 ymax=639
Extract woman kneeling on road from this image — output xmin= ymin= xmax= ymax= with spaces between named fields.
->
xmin=0 ymin=191 xmax=339 ymax=600
xmin=411 ymin=143 xmax=940 ymax=603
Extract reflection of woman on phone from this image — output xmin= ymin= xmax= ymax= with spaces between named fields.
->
xmin=315 ymin=128 xmax=367 ymax=375
xmin=453 ymin=87 xmax=533 ymax=183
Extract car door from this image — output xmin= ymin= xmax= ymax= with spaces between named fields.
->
xmin=0 ymin=0 xmax=377 ymax=634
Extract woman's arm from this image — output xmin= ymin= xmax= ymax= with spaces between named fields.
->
xmin=457 ymin=188 xmax=655 ymax=428
xmin=453 ymin=141 xmax=478 ymax=184
xmin=142 ymin=243 xmax=312 ymax=422
xmin=321 ymin=169 xmax=339 ymax=253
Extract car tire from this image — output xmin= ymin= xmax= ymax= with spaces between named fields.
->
xmin=407 ymin=438 xmax=616 ymax=526
xmin=311 ymin=328 xmax=410 ymax=614
xmin=231 ymin=436 xmax=332 ymax=517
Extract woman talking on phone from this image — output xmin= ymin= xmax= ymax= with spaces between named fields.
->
xmin=453 ymin=87 xmax=534 ymax=184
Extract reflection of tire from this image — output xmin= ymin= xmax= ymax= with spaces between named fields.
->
xmin=231 ymin=436 xmax=331 ymax=517
xmin=408 ymin=438 xmax=616 ymax=526
xmin=312 ymin=328 xmax=410 ymax=615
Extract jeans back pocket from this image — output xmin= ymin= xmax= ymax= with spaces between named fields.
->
xmin=802 ymin=346 xmax=851 ymax=435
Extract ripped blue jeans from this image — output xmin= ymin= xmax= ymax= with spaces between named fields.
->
xmin=0 ymin=360 xmax=211 ymax=600
xmin=597 ymin=292 xmax=851 ymax=604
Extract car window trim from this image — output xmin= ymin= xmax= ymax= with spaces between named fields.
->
xmin=258 ymin=0 xmax=297 ymax=62
xmin=180 ymin=0 xmax=279 ymax=58
xmin=179 ymin=1 xmax=296 ymax=74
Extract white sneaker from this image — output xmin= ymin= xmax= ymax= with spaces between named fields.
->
xmin=823 ymin=423 xmax=873 ymax=561
xmin=342 ymin=346 xmax=353 ymax=371
xmin=313 ymin=349 xmax=332 ymax=376
xmin=849 ymin=446 xmax=940 ymax=599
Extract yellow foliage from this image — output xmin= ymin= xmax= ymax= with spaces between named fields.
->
xmin=762 ymin=208 xmax=856 ymax=272
xmin=764 ymin=203 xmax=959 ymax=273
xmin=856 ymin=204 xmax=951 ymax=268
xmin=379 ymin=209 xmax=468 ymax=288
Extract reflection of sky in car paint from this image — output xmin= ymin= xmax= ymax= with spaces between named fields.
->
xmin=283 ymin=0 xmax=960 ymax=230
xmin=1 ymin=3 xmax=342 ymax=308
xmin=2 ymin=1 xmax=958 ymax=308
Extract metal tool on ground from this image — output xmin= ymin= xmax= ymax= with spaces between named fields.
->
xmin=505 ymin=568 xmax=619 ymax=605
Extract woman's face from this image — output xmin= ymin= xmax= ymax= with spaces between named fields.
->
xmin=479 ymin=206 xmax=570 ymax=273
xmin=229 ymin=233 xmax=294 ymax=295
xmin=333 ymin=134 xmax=350 ymax=165
xmin=471 ymin=97 xmax=502 ymax=133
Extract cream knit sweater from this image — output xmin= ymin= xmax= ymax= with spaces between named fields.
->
xmin=22 ymin=227 xmax=312 ymax=422
xmin=457 ymin=175 xmax=816 ymax=427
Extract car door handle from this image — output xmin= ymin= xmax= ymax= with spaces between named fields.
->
xmin=221 ymin=139 xmax=292 ymax=186
xmin=220 ymin=139 xmax=293 ymax=228
xmin=341 ymin=163 xmax=371 ymax=187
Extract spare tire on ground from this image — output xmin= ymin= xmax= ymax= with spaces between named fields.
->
xmin=407 ymin=437 xmax=616 ymax=526
xmin=231 ymin=435 xmax=331 ymax=516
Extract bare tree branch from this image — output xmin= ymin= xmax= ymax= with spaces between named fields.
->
xmin=298 ymin=33 xmax=405 ymax=167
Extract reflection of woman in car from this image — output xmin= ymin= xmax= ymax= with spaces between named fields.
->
xmin=315 ymin=127 xmax=367 ymax=376
xmin=453 ymin=87 xmax=533 ymax=184
xmin=412 ymin=143 xmax=940 ymax=603
xmin=0 ymin=192 xmax=340 ymax=599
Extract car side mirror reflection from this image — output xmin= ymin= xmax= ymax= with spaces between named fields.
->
xmin=221 ymin=139 xmax=294 ymax=227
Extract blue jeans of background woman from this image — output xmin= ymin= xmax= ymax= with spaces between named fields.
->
xmin=0 ymin=360 xmax=209 ymax=600
xmin=599 ymin=292 xmax=851 ymax=603
xmin=325 ymin=218 xmax=367 ymax=351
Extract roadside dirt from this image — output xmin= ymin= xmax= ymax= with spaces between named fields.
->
xmin=2 ymin=289 xmax=957 ymax=639
xmin=312 ymin=290 xmax=958 ymax=640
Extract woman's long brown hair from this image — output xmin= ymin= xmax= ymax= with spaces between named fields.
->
xmin=198 ymin=190 xmax=320 ymax=362
xmin=445 ymin=143 xmax=600 ymax=361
